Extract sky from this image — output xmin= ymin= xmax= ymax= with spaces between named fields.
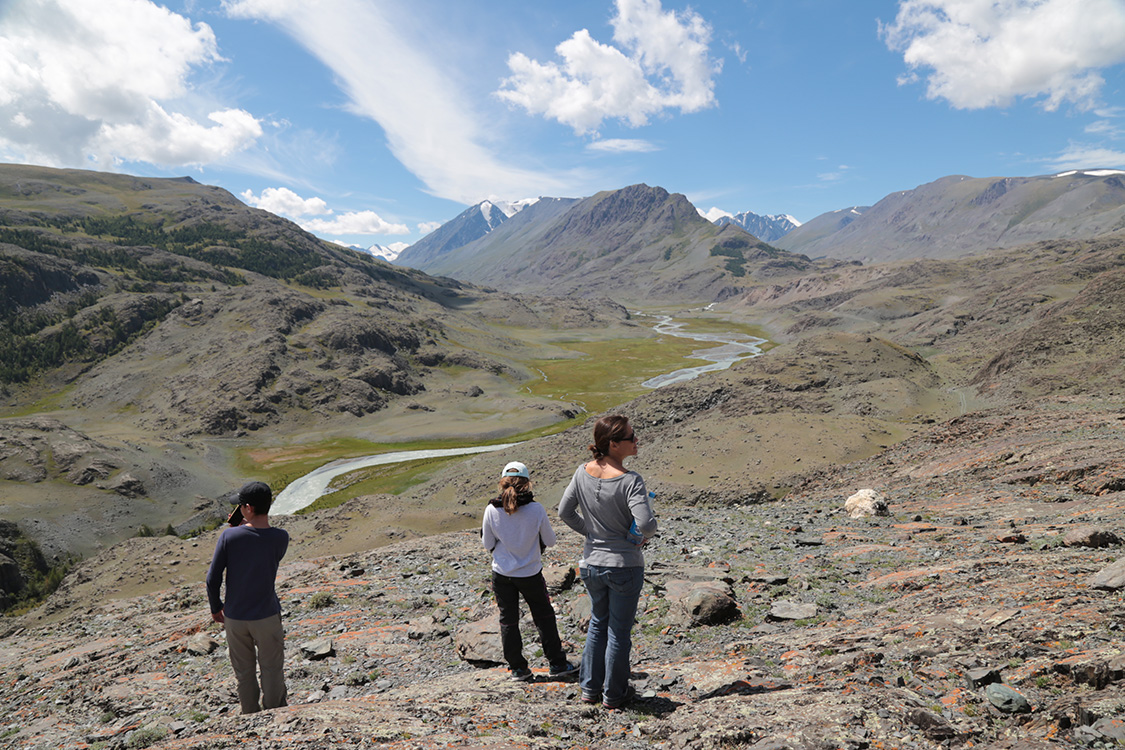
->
xmin=2 ymin=0 xmax=1125 ymax=252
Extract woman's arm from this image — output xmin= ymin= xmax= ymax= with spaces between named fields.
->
xmin=557 ymin=472 xmax=587 ymax=535
xmin=629 ymin=477 xmax=658 ymax=537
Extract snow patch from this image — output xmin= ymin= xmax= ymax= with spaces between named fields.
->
xmin=1054 ymin=169 xmax=1125 ymax=178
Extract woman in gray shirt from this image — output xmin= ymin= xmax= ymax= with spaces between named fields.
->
xmin=558 ymin=415 xmax=656 ymax=709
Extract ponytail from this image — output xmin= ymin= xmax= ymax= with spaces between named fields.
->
xmin=498 ymin=476 xmax=531 ymax=514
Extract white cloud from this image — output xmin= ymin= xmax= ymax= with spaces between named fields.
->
xmin=225 ymin=0 xmax=576 ymax=205
xmin=699 ymin=206 xmax=732 ymax=222
xmin=587 ymin=137 xmax=660 ymax=153
xmin=302 ymin=211 xmax=409 ymax=236
xmin=1043 ymin=143 xmax=1125 ymax=171
xmin=417 ymin=221 xmax=443 ymax=234
xmin=241 ymin=185 xmax=407 ymax=236
xmin=496 ymin=0 xmax=718 ymax=135
xmin=881 ymin=0 xmax=1125 ymax=111
xmin=242 ymin=186 xmax=330 ymax=217
xmin=0 ymin=0 xmax=262 ymax=167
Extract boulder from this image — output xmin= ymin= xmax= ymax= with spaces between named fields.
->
xmin=454 ymin=615 xmax=503 ymax=665
xmin=984 ymin=683 xmax=1031 ymax=713
xmin=1089 ymin=558 xmax=1125 ymax=591
xmin=767 ymin=601 xmax=818 ymax=621
xmin=844 ymin=489 xmax=889 ymax=518
xmin=1063 ymin=526 xmax=1122 ymax=548
xmin=543 ymin=565 xmax=576 ymax=595
xmin=299 ymin=638 xmax=335 ymax=660
xmin=184 ymin=634 xmax=218 ymax=656
xmin=665 ymin=579 xmax=740 ymax=626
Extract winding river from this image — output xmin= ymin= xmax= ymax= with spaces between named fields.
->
xmin=273 ymin=316 xmax=766 ymax=514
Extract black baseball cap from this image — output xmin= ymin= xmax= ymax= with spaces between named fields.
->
xmin=229 ymin=480 xmax=272 ymax=508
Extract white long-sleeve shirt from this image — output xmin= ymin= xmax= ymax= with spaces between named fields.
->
xmin=482 ymin=500 xmax=557 ymax=578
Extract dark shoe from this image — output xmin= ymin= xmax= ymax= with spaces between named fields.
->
xmin=580 ymin=691 xmax=601 ymax=704
xmin=510 ymin=667 xmax=533 ymax=682
xmin=549 ymin=661 xmax=579 ymax=678
xmin=602 ymin=684 xmax=636 ymax=710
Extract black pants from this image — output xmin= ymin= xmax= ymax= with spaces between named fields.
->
xmin=492 ymin=570 xmax=567 ymax=672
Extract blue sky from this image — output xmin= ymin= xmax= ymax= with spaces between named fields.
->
xmin=2 ymin=0 xmax=1124 ymax=251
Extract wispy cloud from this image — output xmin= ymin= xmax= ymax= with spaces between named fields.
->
xmin=225 ymin=0 xmax=577 ymax=205
xmin=587 ymin=138 xmax=660 ymax=153
xmin=0 ymin=0 xmax=261 ymax=169
xmin=242 ymin=186 xmax=408 ymax=236
xmin=881 ymin=0 xmax=1125 ymax=111
xmin=496 ymin=0 xmax=719 ymax=135
xmin=1042 ymin=143 xmax=1125 ymax=172
xmin=818 ymin=165 xmax=851 ymax=182
xmin=1086 ymin=120 xmax=1124 ymax=139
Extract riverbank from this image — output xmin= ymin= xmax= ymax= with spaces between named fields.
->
xmin=270 ymin=312 xmax=774 ymax=514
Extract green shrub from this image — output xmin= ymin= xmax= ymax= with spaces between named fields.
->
xmin=309 ymin=592 xmax=334 ymax=609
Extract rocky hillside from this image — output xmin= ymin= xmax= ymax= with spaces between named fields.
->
xmin=3 ymin=398 xmax=1124 ymax=749
xmin=397 ymin=184 xmax=821 ymax=303
xmin=776 ymin=170 xmax=1125 ymax=262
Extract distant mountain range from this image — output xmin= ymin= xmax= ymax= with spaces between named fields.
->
xmin=352 ymin=242 xmax=406 ymax=263
xmin=395 ymin=184 xmax=816 ymax=302
xmin=398 ymin=169 xmax=1125 ymax=279
xmin=713 ymin=210 xmax=801 ymax=242
xmin=775 ymin=170 xmax=1125 ymax=262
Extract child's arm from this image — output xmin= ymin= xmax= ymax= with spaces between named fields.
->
xmin=481 ymin=505 xmax=498 ymax=552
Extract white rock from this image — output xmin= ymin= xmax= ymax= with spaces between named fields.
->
xmin=844 ymin=489 xmax=889 ymax=518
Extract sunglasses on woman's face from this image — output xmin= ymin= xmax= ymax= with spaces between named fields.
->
xmin=619 ymin=433 xmax=636 ymax=442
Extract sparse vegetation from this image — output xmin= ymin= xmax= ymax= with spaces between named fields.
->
xmin=309 ymin=592 xmax=334 ymax=609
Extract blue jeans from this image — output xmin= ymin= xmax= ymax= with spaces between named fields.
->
xmin=579 ymin=565 xmax=644 ymax=704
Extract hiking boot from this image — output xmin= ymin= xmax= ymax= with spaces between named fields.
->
xmin=549 ymin=661 xmax=579 ymax=678
xmin=509 ymin=667 xmax=533 ymax=682
xmin=602 ymin=684 xmax=636 ymax=710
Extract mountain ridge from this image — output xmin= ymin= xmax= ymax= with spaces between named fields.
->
xmin=776 ymin=170 xmax=1125 ymax=261
xmin=398 ymin=184 xmax=818 ymax=302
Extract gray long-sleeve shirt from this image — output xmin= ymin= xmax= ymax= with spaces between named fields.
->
xmin=557 ymin=465 xmax=656 ymax=568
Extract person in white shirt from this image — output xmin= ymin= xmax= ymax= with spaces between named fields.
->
xmin=482 ymin=461 xmax=577 ymax=682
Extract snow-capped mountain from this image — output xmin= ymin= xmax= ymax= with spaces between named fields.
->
xmin=395 ymin=197 xmax=540 ymax=267
xmin=711 ymin=210 xmax=801 ymax=242
xmin=339 ymin=242 xmax=408 ymax=262
xmin=363 ymin=243 xmax=407 ymax=262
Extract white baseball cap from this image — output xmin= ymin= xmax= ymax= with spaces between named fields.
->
xmin=500 ymin=461 xmax=530 ymax=479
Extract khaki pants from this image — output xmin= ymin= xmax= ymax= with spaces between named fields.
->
xmin=225 ymin=613 xmax=287 ymax=714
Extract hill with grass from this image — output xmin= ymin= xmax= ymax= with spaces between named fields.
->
xmin=0 ymin=163 xmax=638 ymax=577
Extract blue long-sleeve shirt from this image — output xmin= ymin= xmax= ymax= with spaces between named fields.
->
xmin=206 ymin=525 xmax=289 ymax=621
